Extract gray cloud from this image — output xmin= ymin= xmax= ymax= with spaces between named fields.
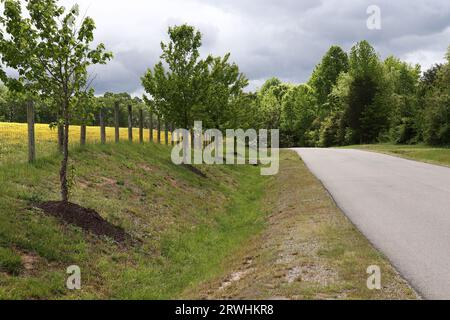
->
xmin=52 ymin=0 xmax=450 ymax=94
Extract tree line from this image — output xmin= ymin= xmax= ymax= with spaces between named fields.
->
xmin=140 ymin=29 xmax=450 ymax=148
xmin=5 ymin=14 xmax=447 ymax=151
xmin=253 ymin=42 xmax=450 ymax=147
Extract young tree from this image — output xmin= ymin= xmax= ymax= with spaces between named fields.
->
xmin=199 ymin=53 xmax=248 ymax=130
xmin=142 ymin=24 xmax=205 ymax=129
xmin=0 ymin=0 xmax=112 ymax=202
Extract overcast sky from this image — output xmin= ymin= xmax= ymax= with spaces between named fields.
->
xmin=58 ymin=0 xmax=450 ymax=96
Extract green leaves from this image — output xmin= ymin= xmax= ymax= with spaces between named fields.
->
xmin=0 ymin=0 xmax=112 ymax=201
xmin=257 ymin=78 xmax=290 ymax=130
xmin=142 ymin=24 xmax=248 ymax=130
xmin=422 ymin=47 xmax=450 ymax=145
xmin=309 ymin=45 xmax=349 ymax=110
xmin=0 ymin=0 xmax=112 ymax=101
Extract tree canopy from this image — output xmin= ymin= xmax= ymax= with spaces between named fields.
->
xmin=142 ymin=24 xmax=248 ymax=131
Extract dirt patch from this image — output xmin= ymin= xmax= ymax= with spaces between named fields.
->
xmin=219 ymin=268 xmax=255 ymax=291
xmin=165 ymin=176 xmax=179 ymax=188
xmin=77 ymin=178 xmax=90 ymax=189
xmin=138 ymin=163 xmax=155 ymax=172
xmin=38 ymin=201 xmax=130 ymax=243
xmin=21 ymin=252 xmax=39 ymax=271
xmin=98 ymin=176 xmax=117 ymax=187
xmin=182 ymin=164 xmax=207 ymax=178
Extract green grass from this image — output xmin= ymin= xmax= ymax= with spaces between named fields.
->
xmin=186 ymin=151 xmax=417 ymax=300
xmin=0 ymin=247 xmax=23 ymax=275
xmin=344 ymin=144 xmax=450 ymax=167
xmin=0 ymin=142 xmax=268 ymax=299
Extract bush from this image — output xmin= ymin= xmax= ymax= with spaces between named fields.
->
xmin=319 ymin=114 xmax=340 ymax=147
xmin=391 ymin=117 xmax=417 ymax=144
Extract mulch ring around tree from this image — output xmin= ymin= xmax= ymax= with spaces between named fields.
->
xmin=37 ymin=201 xmax=131 ymax=244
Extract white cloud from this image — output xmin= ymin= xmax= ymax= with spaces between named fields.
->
xmin=21 ymin=0 xmax=450 ymax=94
xmin=402 ymin=50 xmax=447 ymax=72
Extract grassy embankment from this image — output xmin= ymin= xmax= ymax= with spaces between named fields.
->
xmin=346 ymin=144 xmax=450 ymax=167
xmin=0 ymin=141 xmax=416 ymax=299
xmin=186 ymin=151 xmax=417 ymax=300
xmin=0 ymin=142 xmax=266 ymax=299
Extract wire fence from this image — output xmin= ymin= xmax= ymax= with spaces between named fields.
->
xmin=0 ymin=119 xmax=172 ymax=166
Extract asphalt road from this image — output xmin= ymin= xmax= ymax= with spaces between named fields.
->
xmin=292 ymin=148 xmax=450 ymax=300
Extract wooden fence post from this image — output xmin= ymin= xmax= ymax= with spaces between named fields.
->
xmin=149 ymin=113 xmax=154 ymax=142
xmin=80 ymin=124 xmax=86 ymax=146
xmin=157 ymin=116 xmax=161 ymax=144
xmin=128 ymin=104 xmax=133 ymax=142
xmin=164 ymin=121 xmax=169 ymax=145
xmin=100 ymin=108 xmax=106 ymax=144
xmin=203 ymin=132 xmax=207 ymax=149
xmin=27 ymin=100 xmax=36 ymax=163
xmin=139 ymin=108 xmax=144 ymax=143
xmin=171 ymin=123 xmax=175 ymax=146
xmin=190 ymin=129 xmax=195 ymax=149
xmin=114 ymin=101 xmax=120 ymax=143
xmin=57 ymin=123 xmax=63 ymax=153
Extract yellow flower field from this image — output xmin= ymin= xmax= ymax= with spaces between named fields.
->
xmin=0 ymin=122 xmax=170 ymax=165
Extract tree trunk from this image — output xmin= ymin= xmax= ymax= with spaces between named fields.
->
xmin=60 ymin=100 xmax=70 ymax=203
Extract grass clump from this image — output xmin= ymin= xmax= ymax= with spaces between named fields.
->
xmin=0 ymin=247 xmax=23 ymax=275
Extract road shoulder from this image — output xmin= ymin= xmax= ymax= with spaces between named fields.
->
xmin=186 ymin=150 xmax=418 ymax=300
